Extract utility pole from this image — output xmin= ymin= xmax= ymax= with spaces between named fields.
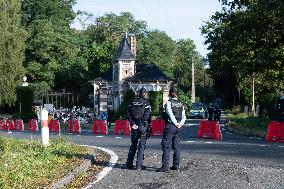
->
xmin=191 ymin=55 xmax=195 ymax=103
xmin=252 ymin=73 xmax=255 ymax=116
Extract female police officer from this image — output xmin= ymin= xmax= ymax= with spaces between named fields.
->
xmin=125 ymin=87 xmax=151 ymax=170
xmin=156 ymin=86 xmax=186 ymax=172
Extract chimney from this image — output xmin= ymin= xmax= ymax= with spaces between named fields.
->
xmin=130 ymin=34 xmax=136 ymax=57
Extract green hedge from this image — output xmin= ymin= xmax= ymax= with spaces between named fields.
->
xmin=112 ymin=90 xmax=135 ymax=120
xmin=148 ymin=91 xmax=163 ymax=117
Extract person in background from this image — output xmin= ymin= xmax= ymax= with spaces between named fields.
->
xmin=276 ymin=91 xmax=284 ymax=122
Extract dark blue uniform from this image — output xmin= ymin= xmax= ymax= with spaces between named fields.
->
xmin=276 ymin=95 xmax=284 ymax=122
xmin=126 ymin=96 xmax=151 ymax=169
xmin=161 ymin=98 xmax=186 ymax=171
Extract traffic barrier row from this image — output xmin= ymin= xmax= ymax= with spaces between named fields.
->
xmin=151 ymin=119 xmax=165 ymax=136
xmin=28 ymin=119 xmax=39 ymax=132
xmin=49 ymin=119 xmax=60 ymax=132
xmin=68 ymin=119 xmax=81 ymax=133
xmin=265 ymin=121 xmax=284 ymax=142
xmin=114 ymin=120 xmax=130 ymax=135
xmin=198 ymin=120 xmax=222 ymax=140
xmin=0 ymin=119 xmax=24 ymax=131
xmin=92 ymin=120 xmax=108 ymax=134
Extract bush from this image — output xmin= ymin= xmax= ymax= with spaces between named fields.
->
xmin=16 ymin=86 xmax=34 ymax=113
xmin=12 ymin=111 xmax=38 ymax=123
xmin=112 ymin=90 xmax=135 ymax=120
xmin=148 ymin=91 xmax=163 ymax=117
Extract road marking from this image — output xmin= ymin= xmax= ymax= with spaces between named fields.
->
xmin=226 ymin=132 xmax=232 ymax=135
xmin=259 ymin=145 xmax=267 ymax=147
xmin=115 ymin=136 xmax=122 ymax=139
xmin=278 ymin=146 xmax=284 ymax=148
xmin=96 ymin=136 xmax=104 ymax=138
xmin=186 ymin=140 xmax=196 ymax=143
xmin=81 ymin=145 xmax=118 ymax=189
xmin=205 ymin=142 xmax=213 ymax=144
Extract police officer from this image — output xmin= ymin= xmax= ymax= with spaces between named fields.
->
xmin=125 ymin=87 xmax=151 ymax=170
xmin=156 ymin=86 xmax=186 ymax=172
xmin=276 ymin=91 xmax=284 ymax=122
xmin=208 ymin=103 xmax=215 ymax=121
xmin=213 ymin=105 xmax=221 ymax=122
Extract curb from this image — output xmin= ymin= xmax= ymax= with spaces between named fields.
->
xmin=50 ymin=154 xmax=95 ymax=189
xmin=81 ymin=146 xmax=118 ymax=189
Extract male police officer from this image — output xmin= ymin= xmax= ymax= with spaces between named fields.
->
xmin=126 ymin=87 xmax=151 ymax=170
xmin=157 ymin=86 xmax=186 ymax=172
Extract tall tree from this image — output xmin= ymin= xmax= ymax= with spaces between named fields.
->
xmin=85 ymin=12 xmax=148 ymax=79
xmin=21 ymin=0 xmax=86 ymax=95
xmin=172 ymin=39 xmax=206 ymax=101
xmin=0 ymin=0 xmax=26 ymax=105
xmin=137 ymin=30 xmax=176 ymax=77
xmin=202 ymin=0 xmax=284 ymax=108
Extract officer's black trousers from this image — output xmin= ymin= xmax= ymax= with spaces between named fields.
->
xmin=126 ymin=128 xmax=147 ymax=168
xmin=161 ymin=123 xmax=181 ymax=169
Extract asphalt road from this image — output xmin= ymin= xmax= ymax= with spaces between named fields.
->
xmin=1 ymin=116 xmax=284 ymax=189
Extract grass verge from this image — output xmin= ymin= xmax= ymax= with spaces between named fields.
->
xmin=226 ymin=112 xmax=268 ymax=137
xmin=0 ymin=137 xmax=110 ymax=188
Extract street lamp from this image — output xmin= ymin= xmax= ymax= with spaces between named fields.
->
xmin=191 ymin=55 xmax=195 ymax=103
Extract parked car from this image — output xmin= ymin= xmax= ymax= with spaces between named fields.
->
xmin=188 ymin=102 xmax=207 ymax=119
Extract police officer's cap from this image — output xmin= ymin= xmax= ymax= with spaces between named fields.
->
xmin=139 ymin=87 xmax=147 ymax=95
xmin=169 ymin=86 xmax=177 ymax=95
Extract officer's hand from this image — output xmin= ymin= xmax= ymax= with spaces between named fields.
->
xmin=176 ymin=123 xmax=181 ymax=128
xmin=132 ymin=124 xmax=138 ymax=129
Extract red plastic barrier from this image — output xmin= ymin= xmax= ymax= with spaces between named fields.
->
xmin=0 ymin=119 xmax=15 ymax=130
xmin=68 ymin=119 xmax=81 ymax=133
xmin=151 ymin=119 xmax=165 ymax=136
xmin=114 ymin=120 xmax=130 ymax=135
xmin=0 ymin=120 xmax=3 ymax=130
xmin=28 ymin=119 xmax=38 ymax=132
xmin=197 ymin=120 xmax=222 ymax=140
xmin=265 ymin=121 xmax=284 ymax=142
xmin=15 ymin=119 xmax=24 ymax=131
xmin=6 ymin=120 xmax=15 ymax=130
xmin=49 ymin=119 xmax=60 ymax=132
xmin=92 ymin=120 xmax=108 ymax=134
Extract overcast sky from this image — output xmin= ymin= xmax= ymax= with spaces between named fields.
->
xmin=72 ymin=0 xmax=222 ymax=56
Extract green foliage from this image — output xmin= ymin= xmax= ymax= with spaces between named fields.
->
xmin=137 ymin=30 xmax=176 ymax=77
xmin=226 ymin=112 xmax=268 ymax=132
xmin=112 ymin=90 xmax=135 ymax=120
xmin=16 ymin=86 xmax=34 ymax=113
xmin=0 ymin=0 xmax=26 ymax=106
xmin=0 ymin=137 xmax=88 ymax=188
xmin=148 ymin=91 xmax=163 ymax=116
xmin=202 ymin=0 xmax=284 ymax=109
xmin=12 ymin=111 xmax=37 ymax=123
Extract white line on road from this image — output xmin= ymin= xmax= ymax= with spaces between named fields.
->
xmin=96 ymin=136 xmax=104 ymax=138
xmin=205 ymin=142 xmax=213 ymax=144
xmin=278 ymin=146 xmax=284 ymax=148
xmin=81 ymin=146 xmax=118 ymax=189
xmin=186 ymin=141 xmax=196 ymax=143
xmin=115 ymin=136 xmax=122 ymax=139
xmin=226 ymin=132 xmax=232 ymax=135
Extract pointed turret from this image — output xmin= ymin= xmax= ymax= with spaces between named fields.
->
xmin=113 ymin=37 xmax=136 ymax=60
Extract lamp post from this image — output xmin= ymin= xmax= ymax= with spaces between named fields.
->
xmin=252 ymin=74 xmax=255 ymax=116
xmin=191 ymin=55 xmax=195 ymax=103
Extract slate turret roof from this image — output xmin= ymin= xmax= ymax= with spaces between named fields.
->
xmin=94 ymin=63 xmax=170 ymax=83
xmin=113 ymin=37 xmax=136 ymax=61
xmin=125 ymin=63 xmax=170 ymax=82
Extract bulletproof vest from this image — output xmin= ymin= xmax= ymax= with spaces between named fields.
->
xmin=171 ymin=99 xmax=183 ymax=120
xmin=130 ymin=97 xmax=146 ymax=119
